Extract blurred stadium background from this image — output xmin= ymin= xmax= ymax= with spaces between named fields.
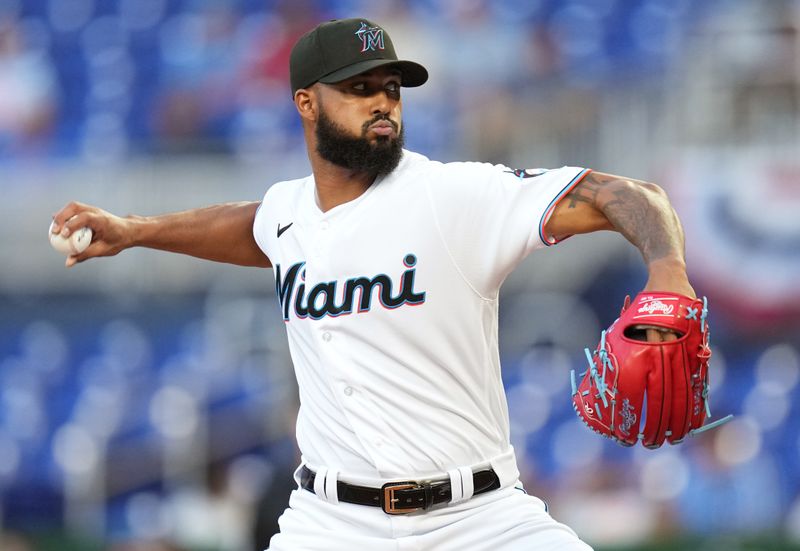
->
xmin=1 ymin=0 xmax=799 ymax=549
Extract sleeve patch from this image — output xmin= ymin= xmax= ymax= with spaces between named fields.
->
xmin=504 ymin=168 xmax=549 ymax=179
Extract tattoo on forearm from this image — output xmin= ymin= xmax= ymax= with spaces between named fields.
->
xmin=566 ymin=172 xmax=682 ymax=264
xmin=566 ymin=177 xmax=600 ymax=208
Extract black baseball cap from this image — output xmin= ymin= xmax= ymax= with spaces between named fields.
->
xmin=289 ymin=18 xmax=428 ymax=96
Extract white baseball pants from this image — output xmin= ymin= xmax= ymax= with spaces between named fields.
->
xmin=266 ymin=482 xmax=593 ymax=550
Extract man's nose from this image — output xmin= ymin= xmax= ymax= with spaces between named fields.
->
xmin=370 ymin=90 xmax=395 ymax=116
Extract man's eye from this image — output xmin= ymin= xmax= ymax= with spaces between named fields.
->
xmin=387 ymin=82 xmax=400 ymax=92
xmin=352 ymin=83 xmax=366 ymax=91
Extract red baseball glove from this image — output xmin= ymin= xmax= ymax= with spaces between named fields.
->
xmin=571 ymin=292 xmax=732 ymax=448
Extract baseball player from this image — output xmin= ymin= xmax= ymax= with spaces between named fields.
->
xmin=52 ymin=18 xmax=697 ymax=551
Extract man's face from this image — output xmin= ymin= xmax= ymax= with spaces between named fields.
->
xmin=314 ymin=67 xmax=404 ymax=176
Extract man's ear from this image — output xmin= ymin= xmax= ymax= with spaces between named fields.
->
xmin=294 ymin=88 xmax=317 ymax=122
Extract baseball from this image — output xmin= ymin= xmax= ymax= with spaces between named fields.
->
xmin=49 ymin=221 xmax=93 ymax=256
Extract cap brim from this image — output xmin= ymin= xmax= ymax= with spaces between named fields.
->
xmin=318 ymin=59 xmax=428 ymax=88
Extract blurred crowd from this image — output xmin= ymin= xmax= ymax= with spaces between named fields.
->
xmin=0 ymin=0 xmax=730 ymax=164
xmin=1 ymin=0 xmax=800 ymax=550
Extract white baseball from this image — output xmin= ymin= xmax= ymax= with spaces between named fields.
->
xmin=49 ymin=221 xmax=93 ymax=256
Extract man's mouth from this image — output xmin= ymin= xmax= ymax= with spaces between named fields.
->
xmin=368 ymin=120 xmax=396 ymax=136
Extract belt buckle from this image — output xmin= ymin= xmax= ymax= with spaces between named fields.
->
xmin=381 ymin=481 xmax=424 ymax=515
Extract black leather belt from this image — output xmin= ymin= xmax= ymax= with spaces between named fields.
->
xmin=299 ymin=465 xmax=501 ymax=514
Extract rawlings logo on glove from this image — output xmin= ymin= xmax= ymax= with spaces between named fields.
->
xmin=571 ymin=292 xmax=732 ymax=449
xmin=636 ymin=299 xmax=674 ymax=316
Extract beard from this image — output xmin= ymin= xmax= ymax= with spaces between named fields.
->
xmin=315 ymin=108 xmax=404 ymax=176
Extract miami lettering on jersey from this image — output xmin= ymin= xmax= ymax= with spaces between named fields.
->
xmin=275 ymin=254 xmax=426 ymax=321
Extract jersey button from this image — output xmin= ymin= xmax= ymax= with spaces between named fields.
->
xmin=322 ymin=332 xmax=332 ymax=342
xmin=320 ymin=221 xmax=329 ymax=231
xmin=343 ymin=386 xmax=353 ymax=396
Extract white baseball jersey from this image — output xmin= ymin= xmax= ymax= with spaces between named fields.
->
xmin=253 ymin=150 xmax=589 ymax=480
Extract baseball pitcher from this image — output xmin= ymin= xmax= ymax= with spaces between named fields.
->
xmin=51 ymin=18 xmax=726 ymax=551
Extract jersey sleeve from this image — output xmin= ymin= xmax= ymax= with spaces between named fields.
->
xmin=427 ymin=162 xmax=590 ymax=297
xmin=252 ymin=187 xmax=275 ymax=259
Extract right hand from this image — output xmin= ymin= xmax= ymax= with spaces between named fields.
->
xmin=51 ymin=201 xmax=135 ymax=267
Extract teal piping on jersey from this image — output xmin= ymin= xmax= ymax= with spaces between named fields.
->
xmin=538 ymin=168 xmax=592 ymax=247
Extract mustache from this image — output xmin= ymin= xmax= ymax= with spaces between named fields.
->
xmin=362 ymin=115 xmax=399 ymax=134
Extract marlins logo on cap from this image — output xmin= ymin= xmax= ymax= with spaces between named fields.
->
xmin=355 ymin=21 xmax=385 ymax=52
